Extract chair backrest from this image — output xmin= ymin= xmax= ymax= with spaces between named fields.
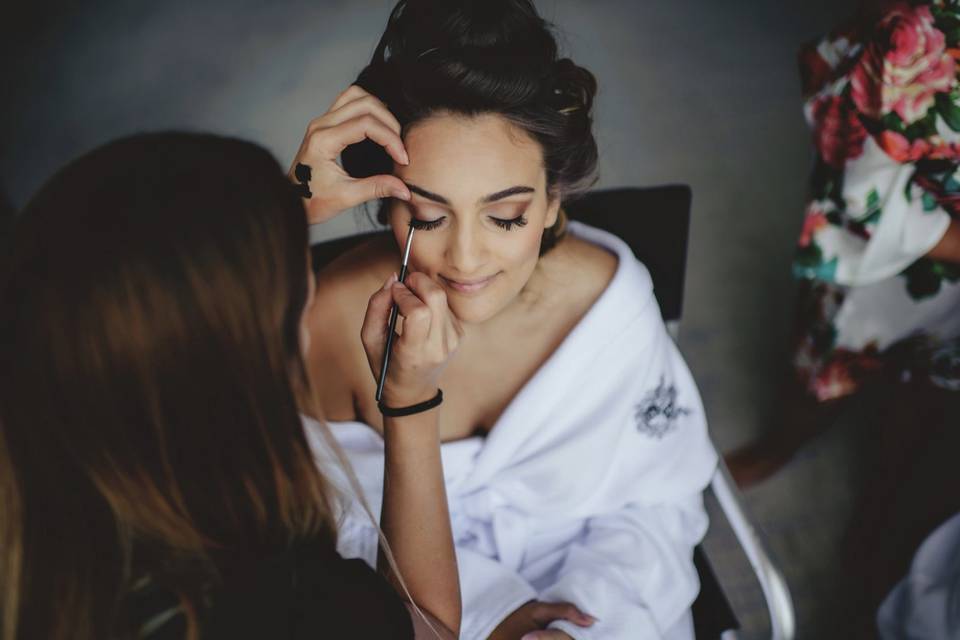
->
xmin=564 ymin=185 xmax=691 ymax=322
xmin=1 ymin=186 xmax=14 ymax=260
xmin=312 ymin=186 xmax=692 ymax=323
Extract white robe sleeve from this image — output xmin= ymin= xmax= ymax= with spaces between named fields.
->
xmin=337 ymin=504 xmax=539 ymax=640
xmin=306 ymin=420 xmax=539 ymax=640
xmin=456 ymin=548 xmax=538 ymax=639
xmin=809 ymin=136 xmax=952 ymax=287
xmin=539 ymin=318 xmax=716 ymax=640
xmin=541 ymin=497 xmax=707 ymax=639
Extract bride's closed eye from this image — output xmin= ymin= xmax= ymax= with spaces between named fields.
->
xmin=410 ymin=214 xmax=528 ymax=232
xmin=490 ymin=214 xmax=528 ymax=230
xmin=409 ymin=216 xmax=445 ymax=231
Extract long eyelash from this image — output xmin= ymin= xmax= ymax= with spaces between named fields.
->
xmin=409 ymin=217 xmax=445 ymax=231
xmin=492 ymin=215 xmax=529 ymax=230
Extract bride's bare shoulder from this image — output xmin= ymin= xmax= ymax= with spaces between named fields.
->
xmin=313 ymin=234 xmax=399 ymax=319
xmin=304 ymin=234 xmax=397 ymax=420
xmin=549 ymin=233 xmax=618 ymax=295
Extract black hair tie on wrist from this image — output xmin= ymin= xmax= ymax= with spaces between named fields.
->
xmin=377 ymin=389 xmax=443 ymax=417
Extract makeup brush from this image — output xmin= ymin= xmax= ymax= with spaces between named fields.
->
xmin=376 ymin=222 xmax=416 ymax=403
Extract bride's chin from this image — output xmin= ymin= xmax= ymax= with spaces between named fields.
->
xmin=447 ymin=298 xmax=503 ymax=325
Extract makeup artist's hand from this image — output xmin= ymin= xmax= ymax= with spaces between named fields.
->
xmin=487 ymin=601 xmax=594 ymax=640
xmin=360 ymin=271 xmax=463 ymax=407
xmin=289 ymin=85 xmax=411 ymax=224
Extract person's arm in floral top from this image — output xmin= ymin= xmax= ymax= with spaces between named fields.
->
xmin=927 ymin=215 xmax=960 ymax=261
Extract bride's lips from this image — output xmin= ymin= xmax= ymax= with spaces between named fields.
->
xmin=440 ymin=273 xmax=499 ymax=294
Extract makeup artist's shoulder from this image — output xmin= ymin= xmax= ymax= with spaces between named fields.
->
xmin=313 ymin=234 xmax=399 ymax=317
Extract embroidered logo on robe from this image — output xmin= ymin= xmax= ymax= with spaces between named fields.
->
xmin=635 ymin=377 xmax=690 ymax=438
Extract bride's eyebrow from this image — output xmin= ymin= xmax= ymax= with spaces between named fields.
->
xmin=481 ymin=186 xmax=535 ymax=203
xmin=406 ymin=183 xmax=450 ymax=204
xmin=404 ymin=182 xmax=535 ymax=205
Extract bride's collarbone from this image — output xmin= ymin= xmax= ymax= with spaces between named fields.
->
xmin=431 ymin=335 xmax=555 ymax=439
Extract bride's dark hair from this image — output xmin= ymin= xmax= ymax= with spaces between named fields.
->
xmin=342 ymin=0 xmax=598 ymax=253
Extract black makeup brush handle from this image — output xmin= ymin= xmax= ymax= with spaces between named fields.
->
xmin=375 ymin=262 xmax=411 ymax=402
xmin=376 ymin=303 xmax=400 ymax=402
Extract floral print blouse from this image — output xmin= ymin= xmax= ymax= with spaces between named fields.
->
xmin=794 ymin=1 xmax=960 ymax=401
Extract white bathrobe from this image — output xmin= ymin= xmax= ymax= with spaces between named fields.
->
xmin=305 ymin=221 xmax=719 ymax=640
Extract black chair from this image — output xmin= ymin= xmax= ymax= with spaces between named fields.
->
xmin=311 ymin=186 xmax=794 ymax=639
xmin=0 ymin=185 xmax=14 ymax=256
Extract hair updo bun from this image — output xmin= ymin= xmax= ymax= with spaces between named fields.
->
xmin=342 ymin=0 xmax=598 ymax=254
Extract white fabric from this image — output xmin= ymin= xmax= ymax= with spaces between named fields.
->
xmin=305 ymin=221 xmax=718 ymax=640
xmin=877 ymin=513 xmax=960 ymax=640
xmin=833 ymin=274 xmax=960 ymax=354
xmin=820 ymin=136 xmax=952 ymax=287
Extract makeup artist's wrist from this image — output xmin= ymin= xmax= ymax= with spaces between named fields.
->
xmin=382 ymin=407 xmax=442 ymax=436
xmin=379 ymin=386 xmax=440 ymax=410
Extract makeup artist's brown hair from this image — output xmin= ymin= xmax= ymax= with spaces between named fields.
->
xmin=0 ymin=133 xmax=337 ymax=640
xmin=342 ymin=0 xmax=598 ymax=255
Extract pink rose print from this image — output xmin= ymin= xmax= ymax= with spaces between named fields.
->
xmin=799 ymin=42 xmax=834 ymax=98
xmin=798 ymin=208 xmax=829 ymax=248
xmin=799 ymin=21 xmax=862 ymax=98
xmin=877 ymin=129 xmax=932 ymax=161
xmin=809 ymin=348 xmax=884 ymax=402
xmin=877 ymin=129 xmax=960 ymax=162
xmin=850 ymin=3 xmax=955 ymax=124
xmin=810 ymin=94 xmax=868 ymax=168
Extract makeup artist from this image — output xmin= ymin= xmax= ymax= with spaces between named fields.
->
xmin=0 ymin=89 xmax=460 ymax=640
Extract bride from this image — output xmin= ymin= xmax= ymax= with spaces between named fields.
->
xmin=293 ymin=1 xmax=718 ymax=638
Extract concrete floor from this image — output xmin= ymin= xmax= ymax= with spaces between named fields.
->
xmin=3 ymin=1 xmax=902 ymax=637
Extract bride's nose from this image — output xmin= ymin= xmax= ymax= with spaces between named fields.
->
xmin=445 ymin=222 xmax=488 ymax=275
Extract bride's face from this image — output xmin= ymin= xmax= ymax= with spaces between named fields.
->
xmin=386 ymin=112 xmax=560 ymax=324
